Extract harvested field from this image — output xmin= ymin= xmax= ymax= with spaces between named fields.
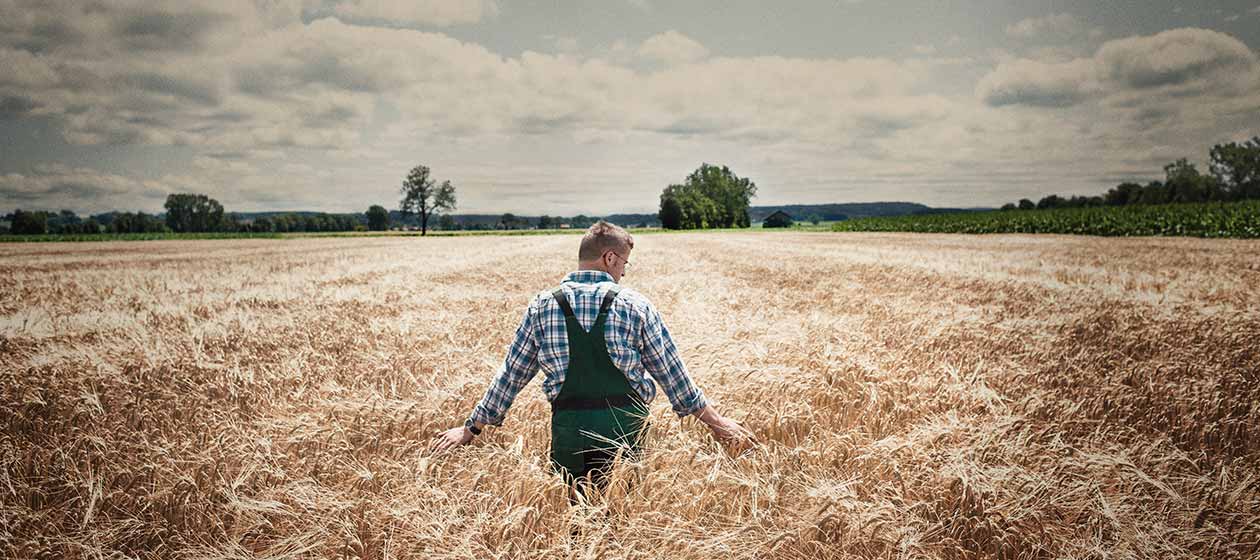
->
xmin=2 ymin=232 xmax=1258 ymax=559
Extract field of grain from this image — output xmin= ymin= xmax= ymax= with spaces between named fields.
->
xmin=2 ymin=232 xmax=1258 ymax=559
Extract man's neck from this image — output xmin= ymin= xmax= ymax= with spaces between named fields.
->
xmin=577 ymin=263 xmax=611 ymax=275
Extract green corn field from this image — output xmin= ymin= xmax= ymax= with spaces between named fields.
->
xmin=832 ymin=200 xmax=1260 ymax=238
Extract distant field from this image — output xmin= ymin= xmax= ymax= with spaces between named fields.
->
xmin=2 ymin=233 xmax=1257 ymax=558
xmin=833 ymin=200 xmax=1260 ymax=238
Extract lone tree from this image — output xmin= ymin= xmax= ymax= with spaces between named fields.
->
xmin=399 ymin=165 xmax=456 ymax=235
xmin=366 ymin=205 xmax=389 ymax=231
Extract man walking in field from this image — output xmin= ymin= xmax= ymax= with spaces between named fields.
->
xmin=430 ymin=221 xmax=756 ymax=492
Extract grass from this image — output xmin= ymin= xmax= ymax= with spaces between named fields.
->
xmin=2 ymin=233 xmax=1258 ymax=558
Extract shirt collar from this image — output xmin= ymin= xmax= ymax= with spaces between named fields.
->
xmin=563 ymin=270 xmax=616 ymax=284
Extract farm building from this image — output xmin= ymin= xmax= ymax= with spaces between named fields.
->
xmin=763 ymin=210 xmax=794 ymax=228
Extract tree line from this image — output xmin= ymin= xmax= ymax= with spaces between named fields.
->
xmin=2 ymin=164 xmax=457 ymax=236
xmin=3 ymin=198 xmax=367 ymax=235
xmin=3 ymin=163 xmax=644 ymax=235
xmin=1000 ymin=137 xmax=1260 ymax=211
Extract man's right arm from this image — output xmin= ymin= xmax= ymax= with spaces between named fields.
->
xmin=430 ymin=297 xmax=542 ymax=452
xmin=467 ymin=299 xmax=543 ymax=427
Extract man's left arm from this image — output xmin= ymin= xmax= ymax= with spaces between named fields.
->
xmin=639 ymin=302 xmax=758 ymax=449
xmin=638 ymin=304 xmax=708 ymax=417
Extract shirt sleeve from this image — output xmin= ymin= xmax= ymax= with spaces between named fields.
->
xmin=638 ymin=302 xmax=707 ymax=417
xmin=468 ymin=297 xmax=542 ymax=426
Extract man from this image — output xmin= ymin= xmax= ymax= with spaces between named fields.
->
xmin=430 ymin=221 xmax=756 ymax=490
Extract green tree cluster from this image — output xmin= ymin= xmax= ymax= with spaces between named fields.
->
xmin=9 ymin=210 xmax=50 ymax=234
xmin=658 ymin=164 xmax=757 ymax=229
xmin=108 ymin=212 xmax=167 ymax=233
xmin=258 ymin=213 xmax=360 ymax=232
xmin=165 ymin=194 xmax=228 ymax=232
xmin=497 ymin=213 xmax=531 ymax=230
xmin=5 ymin=209 xmax=109 ymax=234
xmin=1002 ymin=137 xmax=1260 ymax=211
xmin=4 ymin=196 xmax=371 ymax=236
xmin=366 ymin=205 xmax=390 ymax=231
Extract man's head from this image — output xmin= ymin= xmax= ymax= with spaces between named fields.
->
xmin=578 ymin=220 xmax=634 ymax=282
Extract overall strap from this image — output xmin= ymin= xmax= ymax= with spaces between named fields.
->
xmin=554 ymin=286 xmax=620 ymax=319
xmin=598 ymin=286 xmax=621 ymax=316
xmin=599 ymin=286 xmax=619 ymax=316
xmin=552 ymin=288 xmax=576 ymax=319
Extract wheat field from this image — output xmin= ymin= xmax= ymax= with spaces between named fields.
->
xmin=2 ymin=232 xmax=1258 ymax=559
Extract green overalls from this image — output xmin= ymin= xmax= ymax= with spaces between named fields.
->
xmin=549 ymin=286 xmax=649 ymax=487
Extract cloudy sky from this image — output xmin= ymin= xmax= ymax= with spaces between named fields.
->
xmin=2 ymin=0 xmax=1259 ymax=216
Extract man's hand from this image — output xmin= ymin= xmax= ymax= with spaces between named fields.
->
xmin=706 ymin=415 xmax=757 ymax=445
xmin=429 ymin=426 xmax=474 ymax=453
xmin=693 ymin=405 xmax=758 ymax=454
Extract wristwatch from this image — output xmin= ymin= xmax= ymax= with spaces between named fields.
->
xmin=463 ymin=418 xmax=482 ymax=436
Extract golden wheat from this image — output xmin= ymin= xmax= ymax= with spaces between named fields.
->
xmin=1 ymin=232 xmax=1257 ymax=559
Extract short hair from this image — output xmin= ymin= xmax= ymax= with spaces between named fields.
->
xmin=578 ymin=220 xmax=634 ymax=261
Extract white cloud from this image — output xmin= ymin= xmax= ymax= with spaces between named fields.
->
xmin=977 ymin=58 xmax=1097 ymax=107
xmin=638 ymin=30 xmax=709 ymax=65
xmin=1096 ymin=27 xmax=1257 ymax=93
xmin=978 ymin=27 xmax=1258 ymax=108
xmin=1006 ymin=13 xmax=1084 ymax=39
xmin=0 ymin=48 xmax=61 ymax=88
xmin=0 ymin=165 xmax=172 ymax=214
xmin=330 ymin=0 xmax=497 ymax=26
xmin=913 ymin=44 xmax=936 ymax=55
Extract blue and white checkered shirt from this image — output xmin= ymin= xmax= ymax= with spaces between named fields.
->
xmin=469 ymin=270 xmax=707 ymax=427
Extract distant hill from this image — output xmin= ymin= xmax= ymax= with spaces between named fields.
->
xmin=381 ymin=212 xmax=659 ymax=228
xmin=749 ymin=202 xmax=982 ymax=222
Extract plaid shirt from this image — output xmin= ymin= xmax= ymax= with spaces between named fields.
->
xmin=469 ymin=270 xmax=707 ymax=427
